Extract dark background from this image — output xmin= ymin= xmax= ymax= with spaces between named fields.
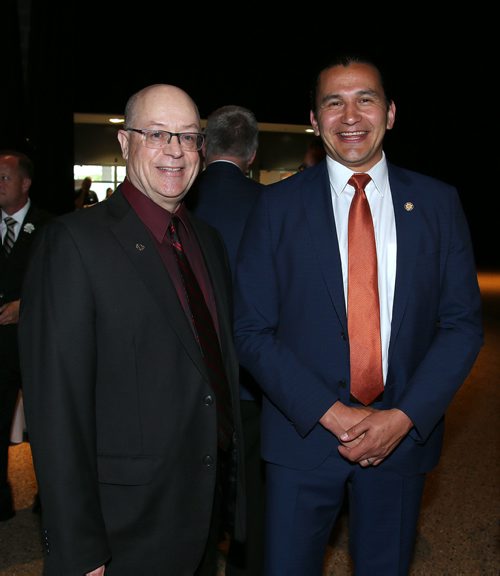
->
xmin=2 ymin=2 xmax=493 ymax=267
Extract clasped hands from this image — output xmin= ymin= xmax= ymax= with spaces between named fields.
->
xmin=319 ymin=401 xmax=413 ymax=467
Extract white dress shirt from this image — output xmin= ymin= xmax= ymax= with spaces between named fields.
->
xmin=326 ymin=154 xmax=396 ymax=383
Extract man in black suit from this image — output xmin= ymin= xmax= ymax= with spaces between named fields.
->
xmin=188 ymin=105 xmax=265 ymax=576
xmin=19 ymin=85 xmax=245 ymax=575
xmin=0 ymin=150 xmax=51 ymax=521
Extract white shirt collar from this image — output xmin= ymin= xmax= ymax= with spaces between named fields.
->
xmin=2 ymin=199 xmax=31 ymax=225
xmin=326 ymin=153 xmax=388 ymax=197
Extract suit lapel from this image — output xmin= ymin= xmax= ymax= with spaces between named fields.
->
xmin=7 ymin=205 xmax=46 ymax=256
xmin=388 ymin=166 xmax=420 ymax=360
xmin=302 ymin=165 xmax=348 ymax=333
xmin=109 ymin=193 xmax=207 ymax=378
xmin=300 ymin=163 xmax=422 ymax=362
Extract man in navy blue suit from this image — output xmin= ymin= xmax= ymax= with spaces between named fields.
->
xmin=189 ymin=105 xmax=265 ymax=576
xmin=234 ymin=55 xmax=483 ymax=575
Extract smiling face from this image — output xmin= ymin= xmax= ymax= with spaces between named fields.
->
xmin=310 ymin=62 xmax=396 ymax=172
xmin=118 ymin=85 xmax=201 ymax=212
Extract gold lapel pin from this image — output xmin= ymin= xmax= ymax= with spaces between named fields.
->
xmin=135 ymin=243 xmax=145 ymax=251
xmin=404 ymin=202 xmax=414 ymax=212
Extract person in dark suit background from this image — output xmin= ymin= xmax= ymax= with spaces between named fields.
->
xmin=74 ymin=176 xmax=99 ymax=209
xmin=19 ymin=84 xmax=245 ymax=576
xmin=0 ymin=150 xmax=51 ymax=521
xmin=234 ymin=55 xmax=482 ymax=575
xmin=188 ymin=105 xmax=265 ymax=575
xmin=297 ymin=135 xmax=326 ymax=171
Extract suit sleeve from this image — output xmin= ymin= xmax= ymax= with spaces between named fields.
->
xmin=234 ymin=192 xmax=337 ymax=437
xmin=396 ymin=188 xmax=483 ymax=441
xmin=19 ymin=221 xmax=111 ymax=575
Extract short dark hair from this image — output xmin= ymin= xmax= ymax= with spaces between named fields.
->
xmin=310 ymin=54 xmax=392 ymax=116
xmin=0 ymin=149 xmax=34 ymax=180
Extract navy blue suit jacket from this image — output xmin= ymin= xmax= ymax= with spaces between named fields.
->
xmin=189 ymin=161 xmax=263 ymax=272
xmin=234 ymin=160 xmax=483 ymax=475
xmin=189 ymin=161 xmax=263 ymax=400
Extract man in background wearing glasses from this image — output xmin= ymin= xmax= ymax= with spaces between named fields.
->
xmin=19 ymin=84 xmax=245 ymax=576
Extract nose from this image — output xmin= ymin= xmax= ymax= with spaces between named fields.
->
xmin=162 ymin=134 xmax=183 ymax=157
xmin=342 ymin=101 xmax=361 ymax=124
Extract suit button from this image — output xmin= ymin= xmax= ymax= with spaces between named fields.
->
xmin=203 ymin=394 xmax=214 ymax=406
xmin=203 ymin=455 xmax=214 ymax=467
xmin=338 ymin=380 xmax=347 ymax=388
xmin=340 ymin=331 xmax=347 ymax=341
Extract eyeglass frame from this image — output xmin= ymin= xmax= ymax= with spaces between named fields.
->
xmin=125 ymin=128 xmax=205 ymax=152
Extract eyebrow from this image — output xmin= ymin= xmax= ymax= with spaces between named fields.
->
xmin=320 ymin=88 xmax=380 ymax=104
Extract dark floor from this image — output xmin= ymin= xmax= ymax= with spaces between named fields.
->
xmin=1 ymin=272 xmax=499 ymax=575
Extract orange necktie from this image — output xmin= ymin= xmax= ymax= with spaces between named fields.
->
xmin=347 ymin=173 xmax=384 ymax=405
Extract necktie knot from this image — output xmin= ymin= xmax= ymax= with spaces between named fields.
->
xmin=348 ymin=173 xmax=371 ymax=195
xmin=168 ymin=216 xmax=182 ymax=250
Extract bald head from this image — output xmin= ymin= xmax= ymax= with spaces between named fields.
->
xmin=124 ymin=84 xmax=200 ymax=129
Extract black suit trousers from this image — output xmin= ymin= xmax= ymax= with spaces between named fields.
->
xmin=226 ymin=400 xmax=266 ymax=576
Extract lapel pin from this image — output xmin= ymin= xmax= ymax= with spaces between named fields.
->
xmin=135 ymin=243 xmax=145 ymax=251
xmin=404 ymin=202 xmax=414 ymax=212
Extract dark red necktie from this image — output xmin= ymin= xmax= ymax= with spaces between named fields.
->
xmin=168 ymin=216 xmax=233 ymax=450
xmin=347 ymin=174 xmax=384 ymax=405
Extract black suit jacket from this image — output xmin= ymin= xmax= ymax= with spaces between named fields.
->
xmin=19 ymin=188 xmax=245 ymax=576
xmin=0 ymin=204 xmax=51 ymax=369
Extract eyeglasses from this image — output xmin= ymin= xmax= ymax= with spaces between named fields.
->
xmin=126 ymin=128 xmax=205 ymax=152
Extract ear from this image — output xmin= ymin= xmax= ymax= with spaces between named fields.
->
xmin=21 ymin=177 xmax=32 ymax=195
xmin=386 ymin=101 xmax=396 ymax=130
xmin=310 ymin=110 xmax=320 ymax=136
xmin=248 ymin=150 xmax=257 ymax=167
xmin=117 ymin=129 xmax=130 ymax=160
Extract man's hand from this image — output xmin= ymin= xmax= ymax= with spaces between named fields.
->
xmin=86 ymin=566 xmax=105 ymax=576
xmin=319 ymin=401 xmax=374 ymax=448
xmin=0 ymin=300 xmax=20 ymax=325
xmin=337 ymin=408 xmax=413 ymax=466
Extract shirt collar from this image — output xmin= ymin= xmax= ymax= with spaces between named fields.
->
xmin=121 ymin=178 xmax=191 ymax=243
xmin=207 ymin=159 xmax=240 ymax=169
xmin=2 ymin=199 xmax=31 ymax=225
xmin=326 ymin=152 xmax=388 ymax=197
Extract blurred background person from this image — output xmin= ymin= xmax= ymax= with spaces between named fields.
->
xmin=188 ymin=105 xmax=265 ymax=576
xmin=297 ymin=136 xmax=326 ymax=171
xmin=74 ymin=176 xmax=99 ymax=209
xmin=0 ymin=150 xmax=51 ymax=521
